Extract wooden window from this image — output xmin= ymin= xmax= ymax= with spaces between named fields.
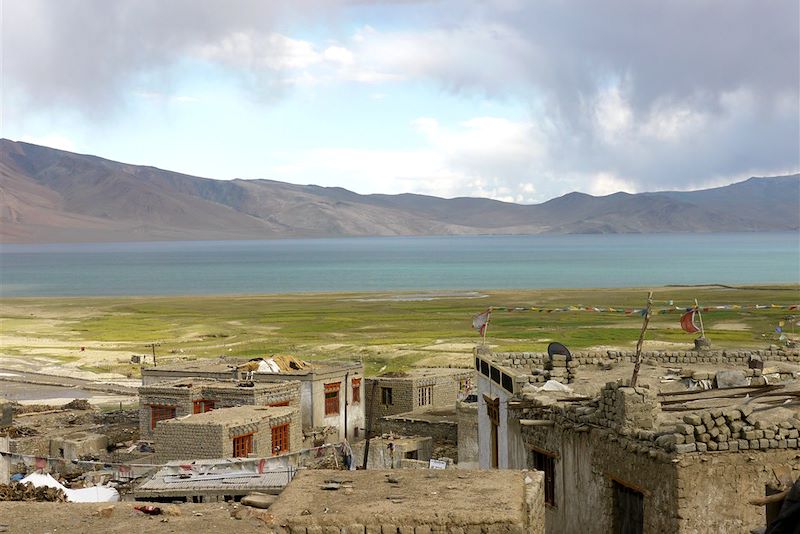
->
xmin=351 ymin=378 xmax=361 ymax=404
xmin=150 ymin=405 xmax=176 ymax=430
xmin=324 ymin=382 xmax=340 ymax=416
xmin=612 ymin=481 xmax=644 ymax=534
xmin=232 ymin=433 xmax=253 ymax=458
xmin=417 ymin=386 xmax=432 ymax=407
xmin=271 ymin=423 xmax=289 ymax=455
xmin=381 ymin=387 xmax=393 ymax=406
xmin=193 ymin=400 xmax=215 ymax=414
xmin=269 ymin=401 xmax=290 ymax=407
xmin=531 ymin=450 xmax=557 ymax=506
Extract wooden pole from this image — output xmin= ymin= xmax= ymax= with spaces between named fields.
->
xmin=694 ymin=299 xmax=706 ymax=338
xmin=630 ymin=291 xmax=654 ymax=388
xmin=482 ymin=308 xmax=492 ymax=346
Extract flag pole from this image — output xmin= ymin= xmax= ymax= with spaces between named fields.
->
xmin=482 ymin=307 xmax=492 ymax=346
xmin=630 ymin=291 xmax=654 ymax=388
xmin=694 ymin=298 xmax=706 ymax=338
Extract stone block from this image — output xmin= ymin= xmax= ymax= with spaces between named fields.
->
xmin=674 ymin=443 xmax=696 ymax=453
xmin=683 ymin=414 xmax=702 ymax=426
xmin=696 ymin=442 xmax=707 ymax=452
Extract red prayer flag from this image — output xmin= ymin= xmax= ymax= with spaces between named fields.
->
xmin=680 ymin=310 xmax=701 ymax=333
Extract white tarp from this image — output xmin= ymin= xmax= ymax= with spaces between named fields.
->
xmin=256 ymin=359 xmax=281 ymax=374
xmin=21 ymin=472 xmax=119 ymax=503
xmin=536 ymin=380 xmax=573 ymax=393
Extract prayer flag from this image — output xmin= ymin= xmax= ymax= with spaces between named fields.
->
xmin=472 ymin=309 xmax=491 ymax=336
xmin=680 ymin=309 xmax=701 ymax=333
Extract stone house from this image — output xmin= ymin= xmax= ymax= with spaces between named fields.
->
xmin=138 ymin=378 xmax=300 ymax=441
xmin=475 ymin=348 xmax=800 ymax=533
xmin=154 ymin=405 xmax=301 ymax=462
xmin=141 ymin=357 xmax=364 ymax=442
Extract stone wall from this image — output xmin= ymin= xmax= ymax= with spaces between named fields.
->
xmin=156 ymin=421 xmax=225 ymax=461
xmin=496 ymin=348 xmax=800 ymax=368
xmin=376 ymin=415 xmax=457 ymax=450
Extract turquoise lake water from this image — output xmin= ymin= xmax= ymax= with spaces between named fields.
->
xmin=0 ymin=233 xmax=798 ymax=297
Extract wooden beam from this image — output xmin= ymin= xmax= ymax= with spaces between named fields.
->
xmin=520 ymin=419 xmax=554 ymax=427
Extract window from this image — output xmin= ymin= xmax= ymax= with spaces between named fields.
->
xmin=352 ymin=378 xmax=361 ymax=403
xmin=405 ymin=450 xmax=419 ymax=460
xmin=150 ymin=405 xmax=176 ymax=430
xmin=271 ymin=423 xmax=289 ymax=455
xmin=612 ymin=481 xmax=644 ymax=534
xmin=381 ymin=387 xmax=393 ymax=406
xmin=193 ymin=400 xmax=215 ymax=414
xmin=325 ymin=382 xmax=341 ymax=416
xmin=417 ymin=386 xmax=432 ymax=407
xmin=531 ymin=450 xmax=557 ymax=506
xmin=233 ymin=433 xmax=253 ymax=458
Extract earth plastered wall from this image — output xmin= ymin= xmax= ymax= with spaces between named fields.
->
xmin=456 ymin=401 xmax=479 ymax=468
xmin=675 ymin=450 xmax=800 ymax=533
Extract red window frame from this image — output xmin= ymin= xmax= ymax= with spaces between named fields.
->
xmin=324 ymin=382 xmax=341 ymax=416
xmin=271 ymin=423 xmax=289 ymax=455
xmin=351 ymin=378 xmax=361 ymax=404
xmin=193 ymin=400 xmax=215 ymax=414
xmin=150 ymin=405 xmax=176 ymax=430
xmin=233 ymin=433 xmax=253 ymax=458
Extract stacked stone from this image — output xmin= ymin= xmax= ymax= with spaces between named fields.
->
xmin=492 ymin=348 xmax=800 ymax=371
xmin=660 ymin=407 xmax=800 ymax=454
xmin=547 ymin=354 xmax=576 ymax=384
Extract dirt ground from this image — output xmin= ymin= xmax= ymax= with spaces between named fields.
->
xmin=267 ymin=469 xmax=526 ymax=527
xmin=0 ymin=502 xmax=271 ymax=533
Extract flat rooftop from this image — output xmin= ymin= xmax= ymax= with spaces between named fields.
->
xmin=163 ymin=405 xmax=294 ymax=425
xmin=140 ymin=378 xmax=293 ymax=391
xmin=268 ymin=469 xmax=533 ymax=529
xmin=143 ymin=357 xmax=361 ymax=376
xmin=372 ymin=367 xmax=472 ymax=380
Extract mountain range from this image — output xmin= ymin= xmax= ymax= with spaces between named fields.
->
xmin=1 ymin=139 xmax=798 ymax=243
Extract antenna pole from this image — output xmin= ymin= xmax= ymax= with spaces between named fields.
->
xmin=630 ymin=291 xmax=654 ymax=388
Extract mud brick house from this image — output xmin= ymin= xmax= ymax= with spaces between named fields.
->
xmin=265 ymin=469 xmax=545 ymax=533
xmin=138 ymin=378 xmax=300 ymax=441
xmin=475 ymin=347 xmax=800 ymax=533
xmin=154 ymin=405 xmax=301 ymax=462
xmin=141 ymin=356 xmax=364 ymax=442
xmin=364 ymin=368 xmax=473 ymax=423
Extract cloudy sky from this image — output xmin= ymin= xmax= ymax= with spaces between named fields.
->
xmin=3 ymin=0 xmax=798 ymax=203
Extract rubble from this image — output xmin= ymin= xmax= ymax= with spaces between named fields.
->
xmin=0 ymin=482 xmax=67 ymax=502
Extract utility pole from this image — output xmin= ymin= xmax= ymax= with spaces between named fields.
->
xmin=145 ymin=342 xmax=161 ymax=367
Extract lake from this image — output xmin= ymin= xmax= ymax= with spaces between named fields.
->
xmin=0 ymin=233 xmax=798 ymax=297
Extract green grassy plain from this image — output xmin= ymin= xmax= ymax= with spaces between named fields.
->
xmin=1 ymin=285 xmax=798 ymax=376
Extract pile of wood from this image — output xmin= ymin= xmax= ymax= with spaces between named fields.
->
xmin=0 ymin=482 xmax=67 ymax=502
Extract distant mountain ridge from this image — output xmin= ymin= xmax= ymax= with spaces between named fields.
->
xmin=1 ymin=139 xmax=798 ymax=243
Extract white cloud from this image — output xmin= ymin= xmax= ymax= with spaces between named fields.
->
xmin=19 ymin=134 xmax=76 ymax=152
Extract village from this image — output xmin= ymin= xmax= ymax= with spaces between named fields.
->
xmin=2 ymin=324 xmax=800 ymax=533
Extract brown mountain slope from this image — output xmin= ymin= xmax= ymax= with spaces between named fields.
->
xmin=1 ymin=139 xmax=797 ymax=243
